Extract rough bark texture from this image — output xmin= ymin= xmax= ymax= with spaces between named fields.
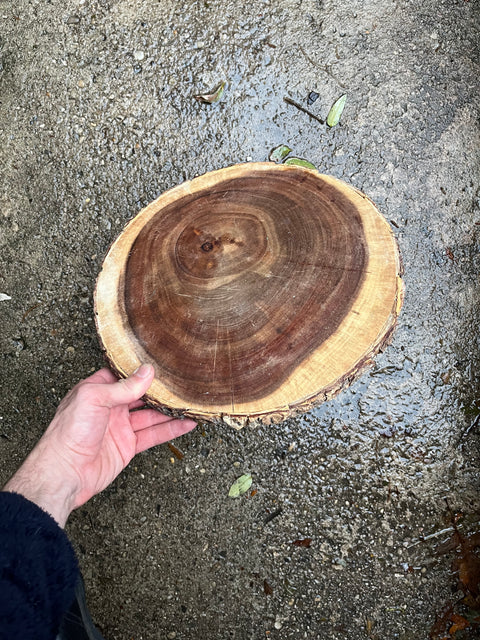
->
xmin=94 ymin=163 xmax=404 ymax=426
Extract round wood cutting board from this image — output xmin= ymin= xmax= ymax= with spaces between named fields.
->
xmin=94 ymin=162 xmax=404 ymax=427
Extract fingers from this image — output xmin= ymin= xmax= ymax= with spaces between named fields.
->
xmin=94 ymin=364 xmax=155 ymax=408
xmin=128 ymin=399 xmax=147 ymax=410
xmin=134 ymin=418 xmax=197 ymax=454
xmin=130 ymin=408 xmax=177 ymax=431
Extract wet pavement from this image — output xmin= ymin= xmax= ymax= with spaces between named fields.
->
xmin=1 ymin=0 xmax=480 ymax=638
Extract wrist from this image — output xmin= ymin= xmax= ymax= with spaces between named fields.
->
xmin=3 ymin=442 xmax=79 ymax=527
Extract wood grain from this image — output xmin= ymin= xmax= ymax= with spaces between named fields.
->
xmin=95 ymin=163 xmax=404 ymax=426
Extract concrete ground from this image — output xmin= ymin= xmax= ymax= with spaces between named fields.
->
xmin=1 ymin=0 xmax=479 ymax=638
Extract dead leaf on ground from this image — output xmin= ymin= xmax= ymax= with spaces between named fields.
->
xmin=430 ymin=602 xmax=454 ymax=640
xmin=269 ymin=144 xmax=292 ymax=163
xmin=431 ymin=522 xmax=480 ymax=638
xmin=228 ymin=473 xmax=252 ymax=498
xmin=168 ymin=442 xmax=184 ymax=460
xmin=284 ymin=157 xmax=317 ymax=170
xmin=326 ymin=94 xmax=347 ymax=127
xmin=449 ymin=613 xmax=470 ymax=634
xmin=292 ymin=538 xmax=313 ymax=548
xmin=194 ymin=81 xmax=226 ymax=104
xmin=438 ymin=530 xmax=480 ymax=605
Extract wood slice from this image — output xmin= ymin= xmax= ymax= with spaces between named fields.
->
xmin=94 ymin=162 xmax=404 ymax=427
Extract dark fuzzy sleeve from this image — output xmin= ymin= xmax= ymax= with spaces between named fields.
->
xmin=0 ymin=492 xmax=79 ymax=640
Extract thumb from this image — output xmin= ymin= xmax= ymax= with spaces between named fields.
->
xmin=100 ymin=364 xmax=155 ymax=407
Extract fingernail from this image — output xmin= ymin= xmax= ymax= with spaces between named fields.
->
xmin=135 ymin=364 xmax=152 ymax=378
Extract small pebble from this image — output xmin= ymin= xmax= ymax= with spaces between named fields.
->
xmin=133 ymin=50 xmax=145 ymax=61
xmin=167 ymin=633 xmax=177 ymax=639
xmin=77 ymin=80 xmax=85 ymax=88
xmin=12 ymin=337 xmax=25 ymax=351
xmin=67 ymin=15 xmax=80 ymax=25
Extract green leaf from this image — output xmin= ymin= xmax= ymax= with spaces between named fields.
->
xmin=194 ymin=81 xmax=226 ymax=104
xmin=228 ymin=473 xmax=253 ymax=498
xmin=269 ymin=144 xmax=292 ymax=163
xmin=326 ymin=94 xmax=347 ymax=127
xmin=284 ymin=157 xmax=317 ymax=170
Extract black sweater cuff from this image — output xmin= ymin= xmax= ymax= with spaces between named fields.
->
xmin=0 ymin=491 xmax=79 ymax=640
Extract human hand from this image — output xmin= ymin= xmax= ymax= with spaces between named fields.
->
xmin=3 ymin=365 xmax=196 ymax=526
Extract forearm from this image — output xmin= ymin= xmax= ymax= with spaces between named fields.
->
xmin=3 ymin=440 xmax=79 ymax=528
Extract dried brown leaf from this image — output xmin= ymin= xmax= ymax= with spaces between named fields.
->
xmin=168 ymin=442 xmax=184 ymax=460
xmin=263 ymin=579 xmax=273 ymax=596
xmin=194 ymin=81 xmax=226 ymax=104
xmin=449 ymin=613 xmax=470 ymax=634
xmin=292 ymin=538 xmax=312 ymax=548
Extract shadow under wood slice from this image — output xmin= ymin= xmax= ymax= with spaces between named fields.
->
xmin=94 ymin=162 xmax=404 ymax=426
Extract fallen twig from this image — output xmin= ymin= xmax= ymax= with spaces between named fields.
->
xmin=407 ymin=525 xmax=463 ymax=548
xmin=264 ymin=506 xmax=283 ymax=524
xmin=283 ymin=97 xmax=325 ymax=125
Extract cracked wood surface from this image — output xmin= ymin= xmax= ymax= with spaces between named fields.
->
xmin=94 ymin=163 xmax=404 ymax=425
